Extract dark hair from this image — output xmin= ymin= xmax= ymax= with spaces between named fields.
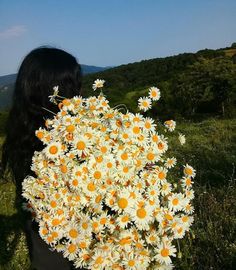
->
xmin=1 ymin=47 xmax=82 ymax=206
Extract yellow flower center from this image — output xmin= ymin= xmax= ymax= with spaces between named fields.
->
xmin=95 ymin=256 xmax=103 ymax=264
xmin=184 ymin=168 xmax=193 ymax=175
xmin=50 ymin=201 xmax=57 ymax=208
xmin=118 ymin=198 xmax=128 ymax=209
xmin=121 ymin=152 xmax=128 ymax=160
xmin=72 ymin=179 xmax=78 ymax=186
xmin=87 ymin=182 xmax=96 ymax=191
xmin=158 ymin=171 xmax=166 ymax=180
xmin=69 ymin=229 xmax=78 ymax=238
xmin=172 ymin=198 xmax=179 ymax=206
xmin=147 ymin=152 xmax=155 ymax=161
xmin=66 ymin=125 xmax=75 ymax=133
xmin=136 ymin=207 xmax=147 ymax=219
xmin=128 ymin=260 xmax=135 ymax=266
xmin=151 ymin=91 xmax=157 ymax=97
xmin=36 ymin=131 xmax=44 ymax=139
xmin=161 ymin=248 xmax=169 ymax=257
xmin=49 ymin=145 xmax=58 ymax=154
xmin=142 ymin=101 xmax=148 ymax=107
xmin=100 ymin=146 xmax=107 ymax=153
xmin=82 ymin=222 xmax=88 ymax=229
xmin=77 ymin=141 xmax=86 ymax=150
xmin=68 ymin=244 xmax=76 ymax=253
xmin=94 ymin=171 xmax=102 ymax=180
xmin=133 ymin=126 xmax=140 ymax=134
xmin=121 ymin=216 xmax=129 ymax=222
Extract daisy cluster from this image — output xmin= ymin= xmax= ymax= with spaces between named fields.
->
xmin=22 ymin=79 xmax=195 ymax=270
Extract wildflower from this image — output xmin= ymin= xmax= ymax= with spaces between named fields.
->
xmin=178 ymin=133 xmax=186 ymax=145
xmin=92 ymin=79 xmax=105 ymax=91
xmin=183 ymin=164 xmax=196 ymax=178
xmin=165 ymin=157 xmax=177 ymax=169
xmin=49 ymin=86 xmax=59 ymax=104
xmin=148 ymin=86 xmax=161 ymax=101
xmin=154 ymin=242 xmax=177 ymax=265
xmin=22 ymin=79 xmax=195 ymax=269
xmin=44 ymin=141 xmax=63 ymax=159
xmin=164 ymin=120 xmax=176 ymax=132
xmin=138 ymin=97 xmax=152 ymax=112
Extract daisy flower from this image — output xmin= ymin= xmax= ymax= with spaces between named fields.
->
xmin=155 ymin=136 xmax=168 ymax=154
xmin=146 ymin=231 xmax=160 ymax=246
xmin=164 ymin=120 xmax=176 ymax=132
xmin=65 ymin=221 xmax=80 ymax=243
xmin=138 ymin=97 xmax=152 ymax=112
xmin=72 ymin=135 xmax=91 ymax=157
xmin=122 ymin=252 xmax=143 ymax=270
xmin=156 ymin=167 xmax=168 ymax=181
xmin=178 ymin=133 xmax=186 ymax=145
xmin=148 ymin=86 xmax=161 ymax=101
xmin=77 ymin=213 xmax=93 ymax=235
xmin=49 ymin=86 xmax=59 ymax=104
xmin=112 ymin=189 xmax=135 ymax=214
xmin=130 ymin=203 xmax=153 ymax=230
xmin=90 ymin=250 xmax=110 ymax=269
xmin=142 ymin=117 xmax=156 ymax=133
xmin=184 ymin=189 xmax=195 ymax=200
xmin=181 ymin=176 xmax=194 ymax=189
xmin=92 ymin=79 xmax=105 ymax=91
xmin=73 ymin=249 xmax=91 ymax=268
xmin=154 ymin=241 xmax=176 ymax=265
xmin=63 ymin=242 xmax=79 ymax=261
xmin=180 ymin=215 xmax=194 ymax=230
xmin=44 ymin=141 xmax=63 ymax=159
xmin=90 ymin=167 xmax=104 ymax=183
xmin=183 ymin=164 xmax=196 ymax=178
xmin=116 ymin=213 xmax=131 ymax=229
xmin=82 ymin=181 xmax=98 ymax=198
xmin=184 ymin=203 xmax=194 ymax=214
xmin=168 ymin=193 xmax=185 ymax=212
xmin=160 ymin=180 xmax=172 ymax=196
xmin=173 ymin=223 xmax=186 ymax=239
xmin=165 ymin=157 xmax=177 ymax=169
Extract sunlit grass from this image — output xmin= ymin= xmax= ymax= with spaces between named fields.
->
xmin=0 ymin=118 xmax=235 ymax=269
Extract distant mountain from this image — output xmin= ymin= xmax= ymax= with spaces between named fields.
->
xmin=0 ymin=64 xmax=109 ymax=87
xmin=0 ymin=64 xmax=111 ymax=110
xmin=81 ymin=64 xmax=111 ymax=75
xmin=0 ymin=74 xmax=17 ymax=87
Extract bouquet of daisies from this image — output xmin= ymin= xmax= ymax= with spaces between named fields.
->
xmin=22 ymin=79 xmax=195 ymax=270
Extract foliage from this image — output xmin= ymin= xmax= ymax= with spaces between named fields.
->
xmin=173 ymin=57 xmax=236 ymax=118
xmin=82 ymin=49 xmax=236 ymax=120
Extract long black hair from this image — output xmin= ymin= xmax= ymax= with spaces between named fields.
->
xmin=1 ymin=47 xmax=82 ymax=208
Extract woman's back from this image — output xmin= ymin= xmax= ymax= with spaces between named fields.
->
xmin=1 ymin=47 xmax=83 ymax=270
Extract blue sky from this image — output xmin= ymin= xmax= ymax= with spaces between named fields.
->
xmin=0 ymin=0 xmax=235 ymax=75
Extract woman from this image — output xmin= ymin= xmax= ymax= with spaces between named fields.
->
xmin=1 ymin=47 xmax=83 ymax=270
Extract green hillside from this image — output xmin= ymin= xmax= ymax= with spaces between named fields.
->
xmin=82 ymin=45 xmax=236 ymax=120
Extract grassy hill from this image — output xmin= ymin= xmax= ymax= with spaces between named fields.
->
xmin=1 ymin=44 xmax=236 ymax=114
xmin=81 ymin=45 xmax=236 ymax=120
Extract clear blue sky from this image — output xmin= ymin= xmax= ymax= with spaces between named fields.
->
xmin=0 ymin=0 xmax=235 ymax=75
